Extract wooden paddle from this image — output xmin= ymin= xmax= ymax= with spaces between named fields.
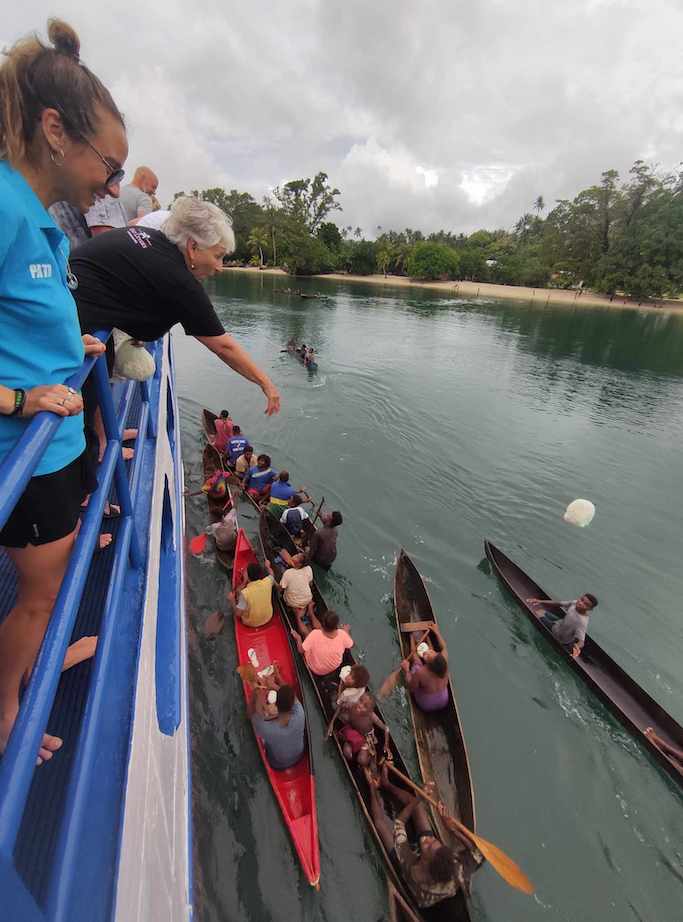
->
xmin=311 ymin=496 xmax=326 ymax=525
xmin=384 ymin=762 xmax=535 ymax=895
xmin=377 ymin=630 xmax=431 ymax=699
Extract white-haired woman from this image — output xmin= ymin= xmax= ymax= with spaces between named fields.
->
xmin=70 ymin=195 xmax=281 ymax=414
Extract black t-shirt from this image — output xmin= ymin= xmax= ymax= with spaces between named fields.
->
xmin=71 ymin=227 xmax=225 ymax=341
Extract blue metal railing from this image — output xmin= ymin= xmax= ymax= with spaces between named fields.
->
xmin=0 ymin=332 xmax=156 ymax=916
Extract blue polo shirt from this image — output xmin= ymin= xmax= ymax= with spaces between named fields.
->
xmin=244 ymin=465 xmax=276 ymax=491
xmin=0 ymin=161 xmax=85 ymax=475
xmin=269 ymin=479 xmax=295 ymax=507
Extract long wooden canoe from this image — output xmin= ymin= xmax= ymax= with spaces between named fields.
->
xmin=485 ymin=540 xmax=683 ymax=788
xmin=232 ymin=528 xmax=321 ymax=888
xmin=394 ymin=549 xmax=480 ymax=892
xmin=200 ymin=442 xmax=233 ymax=570
xmin=202 ymin=407 xmax=218 ymax=441
xmin=259 ymin=511 xmax=472 ymax=922
xmin=285 ymin=342 xmax=318 ymax=371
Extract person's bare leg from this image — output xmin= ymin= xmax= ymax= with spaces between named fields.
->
xmin=22 ymin=635 xmax=98 ymax=686
xmin=357 ymin=746 xmax=371 ymax=768
xmin=365 ymin=768 xmax=395 ymax=852
xmin=95 ymin=409 xmax=135 ymax=462
xmin=123 ymin=428 xmax=138 ymax=441
xmin=73 ymin=515 xmax=112 ymax=550
xmin=95 ymin=407 xmax=107 ymax=463
xmin=278 ymin=547 xmax=296 ymax=567
xmin=61 ymin=636 xmax=97 ymax=672
xmin=379 ymin=762 xmax=414 ymax=807
xmin=294 ymin=609 xmax=310 ymax=638
xmin=0 ymin=532 xmax=76 ymax=763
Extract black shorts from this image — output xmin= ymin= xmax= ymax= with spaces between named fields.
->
xmin=0 ymin=451 xmax=89 ymax=548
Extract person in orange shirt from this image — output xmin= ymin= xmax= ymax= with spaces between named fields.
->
xmin=212 ymin=409 xmax=234 ymax=453
xmin=290 ymin=609 xmax=353 ymax=678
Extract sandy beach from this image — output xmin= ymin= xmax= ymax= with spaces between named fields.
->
xmin=222 ymin=267 xmax=683 ymax=316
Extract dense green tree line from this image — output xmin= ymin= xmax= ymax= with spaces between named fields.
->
xmin=172 ymin=160 xmax=683 ymax=299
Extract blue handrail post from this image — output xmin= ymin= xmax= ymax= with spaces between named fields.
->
xmin=92 ymin=359 xmax=143 ymax=569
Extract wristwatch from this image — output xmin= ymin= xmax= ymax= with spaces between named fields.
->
xmin=10 ymin=388 xmax=26 ymax=416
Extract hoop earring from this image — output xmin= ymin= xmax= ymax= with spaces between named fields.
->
xmin=49 ymin=148 xmax=65 ymax=166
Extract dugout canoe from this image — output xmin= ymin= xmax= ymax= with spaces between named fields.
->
xmin=394 ymin=550 xmax=479 ymax=867
xmin=232 ymin=528 xmax=320 ymax=888
xmin=484 ymin=540 xmax=683 ymax=788
xmin=285 ymin=342 xmax=318 ymax=371
xmin=201 ymin=408 xmax=244 ymax=569
xmin=259 ymin=511 xmax=473 ymax=922
xmin=200 ymin=442 xmax=233 ymax=570
xmin=202 ymin=407 xmax=218 ymax=440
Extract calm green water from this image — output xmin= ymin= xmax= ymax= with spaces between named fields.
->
xmin=179 ymin=273 xmax=683 ymax=922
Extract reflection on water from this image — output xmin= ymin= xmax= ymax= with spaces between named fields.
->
xmin=182 ymin=273 xmax=683 ymax=922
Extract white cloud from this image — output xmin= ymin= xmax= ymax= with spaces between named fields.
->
xmin=460 ymin=165 xmax=517 ymax=206
xmin=8 ymin=0 xmax=683 ymax=234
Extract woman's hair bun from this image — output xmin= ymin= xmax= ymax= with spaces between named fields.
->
xmin=47 ymin=18 xmax=81 ymax=62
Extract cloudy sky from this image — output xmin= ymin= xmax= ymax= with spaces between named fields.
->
xmin=8 ymin=1 xmax=683 ymax=236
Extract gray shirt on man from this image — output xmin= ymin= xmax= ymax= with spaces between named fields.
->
xmin=85 ymin=194 xmax=127 ymax=230
xmin=251 ymin=700 xmax=305 ymax=770
xmin=120 ymin=184 xmax=153 ymax=222
xmin=552 ymin=601 xmax=590 ymax=648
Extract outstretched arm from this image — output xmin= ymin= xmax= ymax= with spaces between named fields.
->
xmin=528 ymin=598 xmax=565 ymax=611
xmin=196 ymin=333 xmax=281 ymax=415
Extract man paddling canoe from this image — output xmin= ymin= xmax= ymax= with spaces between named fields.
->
xmin=527 ymin=593 xmax=599 ymax=657
xmin=367 ymin=764 xmax=465 ymax=909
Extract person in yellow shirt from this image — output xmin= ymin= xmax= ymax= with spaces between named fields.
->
xmin=230 ymin=562 xmax=275 ymax=627
xmin=235 ymin=444 xmax=256 ymax=479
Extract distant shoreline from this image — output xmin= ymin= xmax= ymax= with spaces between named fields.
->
xmin=221 ymin=266 xmax=683 ymax=316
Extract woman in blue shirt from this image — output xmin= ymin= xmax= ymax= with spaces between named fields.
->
xmin=0 ymin=19 xmax=127 ymax=765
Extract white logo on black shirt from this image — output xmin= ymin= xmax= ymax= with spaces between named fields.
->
xmin=29 ymin=263 xmax=53 ymax=279
xmin=127 ymin=228 xmax=153 ymax=249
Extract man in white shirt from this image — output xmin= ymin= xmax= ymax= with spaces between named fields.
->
xmin=119 ymin=166 xmax=159 ymax=222
xmin=84 ymin=182 xmax=127 ymax=235
xmin=135 ymin=209 xmax=170 ymax=230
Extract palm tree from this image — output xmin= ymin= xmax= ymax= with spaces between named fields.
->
xmin=247 ymin=227 xmax=269 ymax=267
xmin=534 ymin=195 xmax=545 ymax=216
xmin=354 ymin=226 xmax=363 ymax=239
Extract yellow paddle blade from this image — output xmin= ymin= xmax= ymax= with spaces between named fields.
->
xmin=444 ymin=816 xmax=534 ymax=894
xmin=377 ymin=667 xmax=403 ymax=699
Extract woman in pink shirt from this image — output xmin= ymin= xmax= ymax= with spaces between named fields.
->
xmin=212 ymin=409 xmax=233 ymax=453
xmin=291 ymin=609 xmax=353 ymax=677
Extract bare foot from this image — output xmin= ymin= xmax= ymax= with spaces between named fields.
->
xmin=0 ymin=710 xmax=63 ymax=767
xmin=123 ymin=428 xmax=138 ymax=441
xmin=99 ymin=533 xmax=113 ymax=550
xmin=37 ymin=734 xmax=63 ymax=766
xmin=122 ymin=447 xmax=134 ymax=462
xmin=62 ymin=636 xmax=98 ymax=672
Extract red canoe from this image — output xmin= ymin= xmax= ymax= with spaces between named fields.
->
xmin=232 ymin=529 xmax=321 ymax=888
